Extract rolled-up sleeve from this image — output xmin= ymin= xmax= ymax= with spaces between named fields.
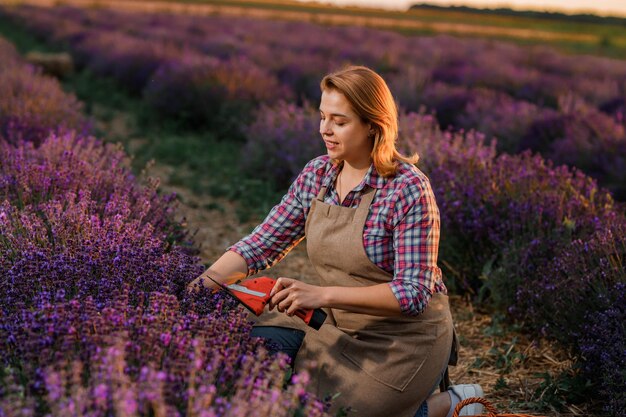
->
xmin=228 ymin=161 xmax=318 ymax=275
xmin=388 ymin=178 xmax=444 ymax=316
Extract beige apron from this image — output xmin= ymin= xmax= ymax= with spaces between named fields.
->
xmin=257 ymin=185 xmax=453 ymax=417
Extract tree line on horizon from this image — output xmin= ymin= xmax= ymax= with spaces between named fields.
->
xmin=410 ymin=3 xmax=626 ymax=26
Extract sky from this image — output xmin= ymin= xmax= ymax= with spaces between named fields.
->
xmin=295 ymin=0 xmax=626 ymax=18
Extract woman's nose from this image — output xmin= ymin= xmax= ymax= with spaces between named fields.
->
xmin=320 ymin=120 xmax=332 ymax=135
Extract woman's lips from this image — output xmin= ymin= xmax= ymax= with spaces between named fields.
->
xmin=325 ymin=140 xmax=339 ymax=150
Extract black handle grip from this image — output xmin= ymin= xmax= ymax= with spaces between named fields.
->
xmin=308 ymin=308 xmax=327 ymax=330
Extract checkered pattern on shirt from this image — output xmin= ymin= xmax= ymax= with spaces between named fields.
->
xmin=229 ymin=155 xmax=447 ymax=316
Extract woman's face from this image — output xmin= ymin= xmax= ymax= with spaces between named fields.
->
xmin=319 ymin=89 xmax=372 ymax=167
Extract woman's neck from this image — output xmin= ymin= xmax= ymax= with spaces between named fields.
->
xmin=337 ymin=161 xmax=370 ymax=204
xmin=338 ymin=160 xmax=371 ymax=200
xmin=342 ymin=158 xmax=372 ymax=177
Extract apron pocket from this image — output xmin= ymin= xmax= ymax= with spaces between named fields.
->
xmin=340 ymin=321 xmax=439 ymax=392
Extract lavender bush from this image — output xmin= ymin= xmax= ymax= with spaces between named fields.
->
xmin=514 ymin=220 xmax=625 ymax=341
xmin=399 ymin=111 xmax=624 ymax=414
xmin=240 ymin=101 xmax=323 ymax=188
xmin=0 ymin=130 xmax=190 ymax=244
xmin=515 ymin=223 xmax=626 ymax=416
xmin=399 ymin=112 xmax=614 ymax=293
xmin=0 ymin=289 xmax=328 ymax=417
xmin=410 ymin=79 xmax=550 ymax=145
xmin=74 ymin=30 xmax=187 ymax=94
xmin=579 ymin=281 xmax=626 ymax=417
xmin=142 ymin=54 xmax=223 ymax=129
xmin=0 ymin=132 xmax=202 ymax=314
xmin=521 ymin=96 xmax=626 ymax=199
xmin=0 ymin=38 xmax=89 ymax=145
xmin=143 ymin=54 xmax=292 ymax=133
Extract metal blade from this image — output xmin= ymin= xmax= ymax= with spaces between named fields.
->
xmin=203 ymin=275 xmax=230 ymax=292
xmin=226 ymin=284 xmax=267 ymax=298
xmin=203 ymin=275 xmax=261 ymax=315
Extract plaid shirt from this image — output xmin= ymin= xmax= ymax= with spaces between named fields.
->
xmin=229 ymin=155 xmax=447 ymax=316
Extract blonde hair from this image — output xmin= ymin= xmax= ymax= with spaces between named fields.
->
xmin=320 ymin=65 xmax=418 ymax=177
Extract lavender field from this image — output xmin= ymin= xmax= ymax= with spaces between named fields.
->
xmin=0 ymin=2 xmax=625 ymax=416
xmin=0 ymin=34 xmax=329 ymax=416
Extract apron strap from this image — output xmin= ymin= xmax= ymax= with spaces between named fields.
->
xmin=316 ymin=186 xmax=328 ymax=201
xmin=354 ymin=186 xmax=376 ymax=223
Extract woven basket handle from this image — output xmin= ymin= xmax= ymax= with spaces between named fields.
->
xmin=452 ymin=397 xmax=499 ymax=417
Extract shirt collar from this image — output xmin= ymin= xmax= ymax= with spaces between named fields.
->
xmin=362 ymin=163 xmax=386 ymax=190
xmin=323 ymin=161 xmax=387 ymax=190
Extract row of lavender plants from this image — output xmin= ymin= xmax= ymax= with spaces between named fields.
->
xmin=1 ymin=5 xmax=624 ymax=413
xmin=243 ymin=101 xmax=625 ymax=415
xmin=1 ymin=4 xmax=625 ymax=198
xmin=0 ymin=36 xmax=329 ymax=416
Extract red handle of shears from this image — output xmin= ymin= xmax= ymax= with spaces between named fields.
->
xmin=229 ymin=276 xmax=327 ymax=330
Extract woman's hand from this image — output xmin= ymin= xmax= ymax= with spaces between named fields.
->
xmin=269 ymin=277 xmax=326 ymax=316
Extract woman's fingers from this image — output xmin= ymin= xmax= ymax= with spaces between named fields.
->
xmin=268 ymin=278 xmax=322 ymax=315
xmin=278 ymin=294 xmax=296 ymax=315
xmin=269 ymin=288 xmax=289 ymax=311
xmin=284 ymin=296 xmax=303 ymax=316
xmin=269 ymin=277 xmax=292 ymax=296
xmin=269 ymin=277 xmax=295 ymax=312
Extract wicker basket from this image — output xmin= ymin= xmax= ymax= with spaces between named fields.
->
xmin=452 ymin=397 xmax=545 ymax=417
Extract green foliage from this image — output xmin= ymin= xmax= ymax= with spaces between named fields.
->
xmin=0 ymin=16 xmax=61 ymax=54
xmin=63 ymin=69 xmax=141 ymax=116
xmin=494 ymin=376 xmax=509 ymax=391
xmin=513 ymin=370 xmax=592 ymax=414
xmin=483 ymin=313 xmax=521 ymax=338
xmin=487 ymin=337 xmax=526 ymax=374
xmin=129 ymin=128 xmax=284 ymax=222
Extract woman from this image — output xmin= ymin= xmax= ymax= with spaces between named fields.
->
xmin=187 ymin=65 xmax=483 ymax=417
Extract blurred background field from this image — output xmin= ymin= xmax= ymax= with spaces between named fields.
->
xmin=0 ymin=0 xmax=624 ymax=416
xmin=3 ymin=0 xmax=626 ymax=57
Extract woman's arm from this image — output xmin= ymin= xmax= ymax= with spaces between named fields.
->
xmin=189 ymin=189 xmax=306 ymax=291
xmin=270 ymin=171 xmax=443 ymax=318
xmin=269 ymin=278 xmax=403 ymax=317
xmin=388 ymin=175 xmax=443 ymax=316
xmin=186 ymin=250 xmax=249 ymax=292
xmin=187 ymin=158 xmax=326 ymax=293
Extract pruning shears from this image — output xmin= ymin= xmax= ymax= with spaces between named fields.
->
xmin=205 ymin=276 xmax=327 ymax=330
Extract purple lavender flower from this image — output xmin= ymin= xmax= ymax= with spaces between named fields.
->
xmin=240 ymin=101 xmax=324 ymax=188
xmin=0 ymin=54 xmax=89 ymax=146
xmin=2 ymin=290 xmax=330 ymax=416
